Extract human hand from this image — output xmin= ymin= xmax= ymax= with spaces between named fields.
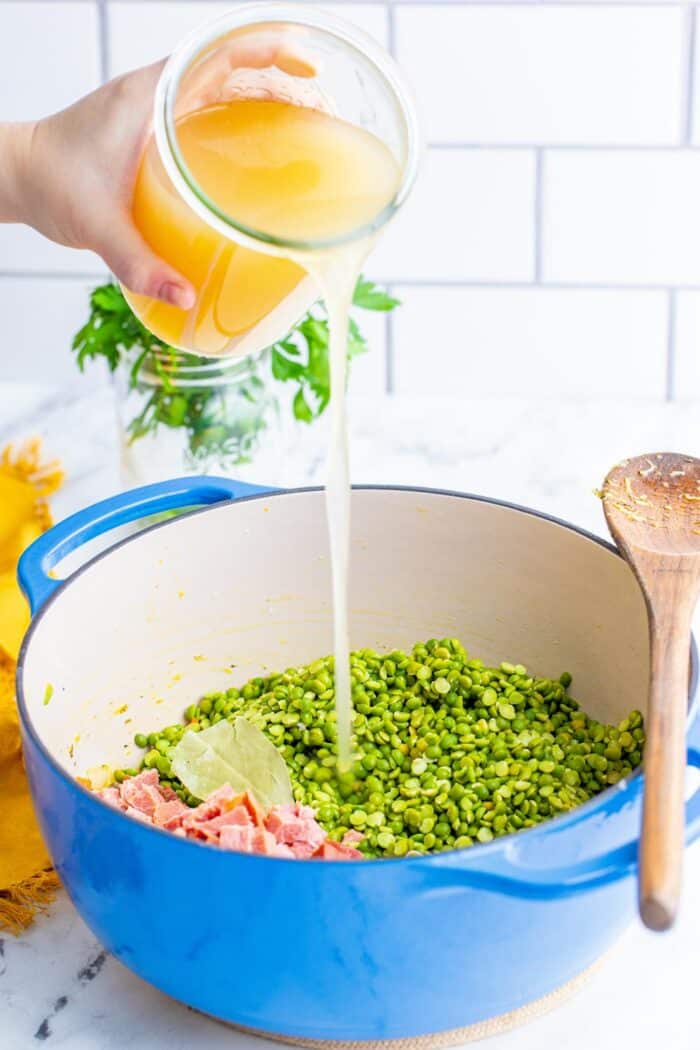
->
xmin=5 ymin=61 xmax=196 ymax=310
xmin=1 ymin=35 xmax=317 ymax=310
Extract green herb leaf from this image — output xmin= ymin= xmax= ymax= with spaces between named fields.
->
xmin=347 ymin=317 xmax=368 ymax=359
xmin=293 ymin=387 xmax=314 ymax=422
xmin=352 ymin=278 xmax=400 ymax=312
xmin=72 ymin=275 xmax=399 ymax=455
xmin=271 ymin=347 xmax=305 ymax=381
xmin=128 ymin=345 xmax=150 ymax=389
xmin=171 ymin=717 xmax=294 ymax=809
xmin=91 ymin=284 xmax=127 ymax=313
xmin=277 ymin=338 xmax=301 ymax=357
xmin=155 ymin=393 xmax=188 ymax=428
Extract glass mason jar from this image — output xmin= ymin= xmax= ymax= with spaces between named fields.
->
xmin=114 ymin=347 xmax=299 ymax=489
xmin=122 ymin=2 xmax=419 ymax=358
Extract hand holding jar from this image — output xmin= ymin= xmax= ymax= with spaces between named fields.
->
xmin=0 ymin=27 xmax=319 ymax=319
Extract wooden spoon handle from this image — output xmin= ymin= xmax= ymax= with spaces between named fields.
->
xmin=639 ymin=609 xmax=690 ymax=931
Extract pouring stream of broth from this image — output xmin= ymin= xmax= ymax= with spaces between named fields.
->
xmin=160 ymin=98 xmax=402 ymax=768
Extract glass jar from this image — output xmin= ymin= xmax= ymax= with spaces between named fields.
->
xmin=114 ymin=347 xmax=295 ymax=488
xmin=122 ymin=2 xmax=419 ymax=358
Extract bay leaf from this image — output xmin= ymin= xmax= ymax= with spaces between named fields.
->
xmin=170 ymin=717 xmax=294 ymax=811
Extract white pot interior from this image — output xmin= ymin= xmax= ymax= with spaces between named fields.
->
xmin=21 ymin=489 xmax=650 ymax=780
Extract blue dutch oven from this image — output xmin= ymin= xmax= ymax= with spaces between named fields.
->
xmin=16 ymin=478 xmax=700 ymax=1043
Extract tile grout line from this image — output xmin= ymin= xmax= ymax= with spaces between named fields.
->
xmin=683 ymin=5 xmax=697 ymax=144
xmin=0 ymin=272 xmax=109 ymax=281
xmin=18 ymin=1 xmax=700 ymax=7
xmin=387 ymin=0 xmax=397 ymax=55
xmin=534 ymin=149 xmax=544 ymax=283
xmin=397 ymin=1 xmax=699 ymax=6
xmin=350 ymin=280 xmax=697 ymax=292
xmin=385 ymin=284 xmax=396 ymax=394
xmin=3 ymin=273 xmax=700 ymax=293
xmin=428 ymin=142 xmax=700 ymax=151
xmin=385 ymin=2 xmax=397 ymax=394
xmin=96 ymin=0 xmax=110 ymax=85
xmin=666 ymin=290 xmax=678 ymax=401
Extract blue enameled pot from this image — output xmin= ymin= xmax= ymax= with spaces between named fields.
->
xmin=16 ymin=478 xmax=700 ymax=1043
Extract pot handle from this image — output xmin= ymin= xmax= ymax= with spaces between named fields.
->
xmin=425 ymin=741 xmax=700 ymax=901
xmin=18 ymin=475 xmax=275 ymax=613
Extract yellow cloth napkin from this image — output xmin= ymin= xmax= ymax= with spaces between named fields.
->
xmin=0 ymin=440 xmax=63 ymax=933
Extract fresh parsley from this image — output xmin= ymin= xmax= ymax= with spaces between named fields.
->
xmin=72 ymin=279 xmax=399 ymax=469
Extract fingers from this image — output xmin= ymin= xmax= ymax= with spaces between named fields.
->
xmin=98 ymin=216 xmax=195 ymax=310
xmin=203 ymin=31 xmax=317 ymax=78
xmin=178 ymin=31 xmax=317 ymax=114
xmin=92 ymin=34 xmax=317 ymax=309
xmin=232 ymin=35 xmax=317 ymax=78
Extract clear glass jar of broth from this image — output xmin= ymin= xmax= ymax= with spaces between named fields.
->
xmin=123 ymin=3 xmax=419 ymax=358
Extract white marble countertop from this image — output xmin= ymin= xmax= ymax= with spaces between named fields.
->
xmin=1 ymin=381 xmax=699 ymax=1050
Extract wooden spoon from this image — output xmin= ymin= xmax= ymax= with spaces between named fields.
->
xmin=601 ymin=452 xmax=700 ymax=931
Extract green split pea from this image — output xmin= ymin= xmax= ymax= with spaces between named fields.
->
xmin=121 ymin=638 xmax=645 ymax=859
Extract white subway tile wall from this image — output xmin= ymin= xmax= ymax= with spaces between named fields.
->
xmin=349 ymin=306 xmax=388 ymax=394
xmin=371 ymin=148 xmax=536 ymax=282
xmin=0 ymin=2 xmax=100 ymax=121
xmin=0 ymin=0 xmax=698 ymax=399
xmin=674 ymin=292 xmax=700 ymax=398
xmin=0 ymin=2 xmax=103 ymax=279
xmin=108 ymin=3 xmax=389 ymax=76
xmin=391 ymin=286 xmax=668 ymax=397
xmin=0 ymin=277 xmax=107 ymax=386
xmin=543 ymin=151 xmax=700 ymax=285
xmin=397 ymin=6 xmax=686 ymax=146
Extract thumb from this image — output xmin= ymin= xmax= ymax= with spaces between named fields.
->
xmin=98 ymin=218 xmax=195 ymax=310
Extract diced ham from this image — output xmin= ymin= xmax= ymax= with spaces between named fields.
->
xmin=124 ymin=804 xmax=153 ymax=823
xmin=181 ymin=784 xmax=238 ymax=825
xmin=218 ymin=824 xmax=255 ymax=852
xmin=220 ymin=824 xmax=294 ymax=857
xmin=341 ymin=830 xmax=364 ymax=847
xmin=228 ymin=802 xmax=256 ymax=826
xmin=182 ymin=818 xmax=220 ymax=844
xmin=313 ymin=840 xmax=363 ymax=860
xmin=153 ymin=798 xmax=190 ymax=830
xmin=201 ymin=784 xmax=239 ymax=810
xmin=264 ymin=802 xmax=327 ymax=859
xmin=239 ymin=791 xmax=265 ymax=827
xmin=265 ymin=802 xmax=316 ymax=834
xmin=186 ymin=804 xmax=253 ymax=834
xmin=96 ymin=786 xmax=126 ymax=810
xmin=181 ymin=787 xmax=250 ymax=837
xmin=121 ymin=770 xmax=164 ymax=817
xmin=92 ymin=773 xmax=364 ymax=861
